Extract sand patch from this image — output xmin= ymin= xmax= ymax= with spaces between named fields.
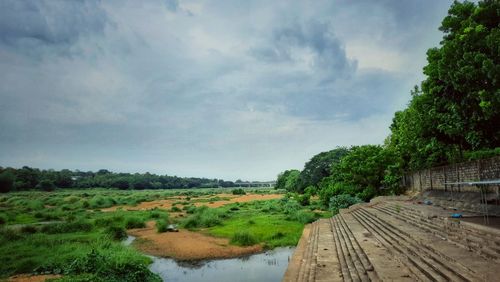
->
xmin=127 ymin=221 xmax=262 ymax=260
xmin=102 ymin=193 xmax=282 ymax=212
xmin=8 ymin=274 xmax=61 ymax=282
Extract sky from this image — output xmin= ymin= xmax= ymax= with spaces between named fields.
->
xmin=0 ymin=0 xmax=454 ymax=181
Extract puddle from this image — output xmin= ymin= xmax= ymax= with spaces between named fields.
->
xmin=149 ymin=247 xmax=295 ymax=282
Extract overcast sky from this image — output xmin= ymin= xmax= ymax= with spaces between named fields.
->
xmin=0 ymin=0 xmax=453 ymax=181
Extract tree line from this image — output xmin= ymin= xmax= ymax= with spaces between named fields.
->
xmin=276 ymin=0 xmax=500 ymax=209
xmin=0 ymin=167 xmax=238 ymax=193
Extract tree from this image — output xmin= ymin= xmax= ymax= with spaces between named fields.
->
xmin=389 ymin=0 xmax=500 ymax=170
xmin=296 ymin=147 xmax=349 ymax=192
xmin=332 ymin=145 xmax=398 ymax=199
xmin=275 ymin=169 xmax=300 ymax=191
xmin=0 ymin=170 xmax=15 ymax=193
xmin=36 ymin=179 xmax=55 ymax=192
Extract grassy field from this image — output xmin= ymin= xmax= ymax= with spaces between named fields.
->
xmin=0 ymin=188 xmax=327 ymax=281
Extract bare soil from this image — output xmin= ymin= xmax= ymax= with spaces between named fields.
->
xmin=102 ymin=193 xmax=282 ymax=212
xmin=127 ymin=221 xmax=263 ymax=260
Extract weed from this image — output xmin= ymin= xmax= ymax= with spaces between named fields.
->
xmin=156 ymin=220 xmax=168 ymax=233
xmin=124 ymin=217 xmax=146 ymax=229
xmin=230 ymin=231 xmax=257 ymax=246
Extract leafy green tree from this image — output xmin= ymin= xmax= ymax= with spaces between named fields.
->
xmin=333 ymin=145 xmax=398 ymax=198
xmin=389 ymin=0 xmax=500 ymax=170
xmin=0 ymin=170 xmax=15 ymax=193
xmin=296 ymin=147 xmax=349 ymax=192
xmin=36 ymin=179 xmax=56 ymax=192
xmin=275 ymin=169 xmax=300 ymax=191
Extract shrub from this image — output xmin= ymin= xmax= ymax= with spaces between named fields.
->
xmin=270 ymin=231 xmax=285 ymax=240
xmin=36 ymin=179 xmax=55 ymax=192
xmin=156 ymin=220 xmax=168 ymax=233
xmin=41 ymin=220 xmax=94 ymax=234
xmin=230 ymin=231 xmax=257 ymax=246
xmin=65 ymin=249 xmax=161 ymax=282
xmin=105 ymin=225 xmax=127 ymax=240
xmin=125 ymin=217 xmax=146 ymax=229
xmin=329 ymin=194 xmax=362 ymax=214
xmin=20 ymin=225 xmax=38 ymax=234
xmin=182 ymin=206 xmax=223 ymax=229
xmin=231 ymin=188 xmax=246 ymax=195
xmin=185 ymin=206 xmax=197 ymax=214
xmin=0 ymin=228 xmax=21 ymax=241
xmin=170 ymin=206 xmax=181 ymax=212
xmin=297 ymin=194 xmax=310 ymax=206
xmin=356 ymin=187 xmax=376 ymax=202
xmin=0 ymin=213 xmax=7 ymax=225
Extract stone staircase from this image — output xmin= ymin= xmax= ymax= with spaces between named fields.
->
xmin=283 ymin=199 xmax=500 ymax=282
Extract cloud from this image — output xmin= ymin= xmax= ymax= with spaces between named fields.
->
xmin=0 ymin=0 xmax=453 ymax=180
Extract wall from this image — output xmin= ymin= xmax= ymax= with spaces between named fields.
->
xmin=402 ymin=156 xmax=500 ymax=193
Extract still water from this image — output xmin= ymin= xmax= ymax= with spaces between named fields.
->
xmin=149 ymin=247 xmax=295 ymax=282
xmin=123 ymin=235 xmax=294 ymax=282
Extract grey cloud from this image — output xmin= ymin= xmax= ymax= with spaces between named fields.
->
xmin=164 ymin=0 xmax=179 ymax=12
xmin=251 ymin=19 xmax=356 ymax=80
xmin=0 ymin=0 xmax=108 ymax=57
xmin=0 ymin=0 xmax=453 ymax=179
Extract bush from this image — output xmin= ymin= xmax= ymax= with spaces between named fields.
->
xmin=41 ymin=220 xmax=94 ymax=234
xmin=230 ymin=231 xmax=257 ymax=246
xmin=156 ymin=220 xmax=168 ymax=233
xmin=20 ymin=225 xmax=38 ymax=234
xmin=356 ymin=187 xmax=376 ymax=202
xmin=105 ymin=225 xmax=127 ymax=240
xmin=297 ymin=194 xmax=310 ymax=206
xmin=231 ymin=188 xmax=246 ymax=195
xmin=36 ymin=179 xmax=55 ymax=192
xmin=0 ymin=213 xmax=7 ymax=225
xmin=329 ymin=194 xmax=362 ymax=214
xmin=170 ymin=206 xmax=181 ymax=212
xmin=125 ymin=217 xmax=146 ymax=229
xmin=182 ymin=206 xmax=223 ymax=229
xmin=318 ymin=182 xmax=356 ymax=208
xmin=65 ymin=249 xmax=161 ymax=282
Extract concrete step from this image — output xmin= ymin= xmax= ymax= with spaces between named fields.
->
xmin=354 ymin=208 xmax=479 ymax=281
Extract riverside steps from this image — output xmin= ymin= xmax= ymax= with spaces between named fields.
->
xmin=283 ymin=196 xmax=500 ymax=282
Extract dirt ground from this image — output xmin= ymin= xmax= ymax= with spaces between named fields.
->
xmin=102 ymin=193 xmax=283 ymax=212
xmin=127 ymin=221 xmax=263 ymax=260
xmin=7 ymin=274 xmax=61 ymax=282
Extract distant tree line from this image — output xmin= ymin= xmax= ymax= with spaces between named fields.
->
xmin=276 ymin=0 xmax=500 ymax=208
xmin=0 ymin=166 xmax=237 ymax=193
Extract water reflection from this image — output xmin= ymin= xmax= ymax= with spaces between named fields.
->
xmin=149 ymin=247 xmax=295 ymax=282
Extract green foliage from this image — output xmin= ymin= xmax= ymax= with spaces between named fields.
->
xmin=275 ymin=169 xmax=300 ymax=192
xmin=64 ymin=248 xmax=161 ymax=282
xmin=297 ymin=194 xmax=310 ymax=206
xmin=230 ymin=231 xmax=258 ymax=246
xmin=36 ymin=179 xmax=56 ymax=192
xmin=231 ymin=188 xmax=246 ymax=195
xmin=104 ymin=226 xmax=127 ymax=241
xmin=156 ymin=220 xmax=168 ymax=233
xmin=329 ymin=194 xmax=362 ymax=214
xmin=41 ymin=220 xmax=94 ymax=234
xmin=464 ymin=147 xmax=500 ymax=161
xmin=388 ymin=0 xmax=500 ymax=170
xmin=318 ymin=181 xmax=356 ymax=207
xmin=124 ymin=217 xmax=146 ymax=229
xmin=0 ymin=170 xmax=15 ymax=193
xmin=182 ymin=206 xmax=224 ymax=229
xmin=0 ymin=213 xmax=7 ymax=225
xmin=296 ymin=148 xmax=350 ymax=193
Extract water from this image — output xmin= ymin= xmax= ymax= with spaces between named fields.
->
xmin=149 ymin=247 xmax=295 ymax=282
xmin=122 ymin=235 xmax=136 ymax=246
